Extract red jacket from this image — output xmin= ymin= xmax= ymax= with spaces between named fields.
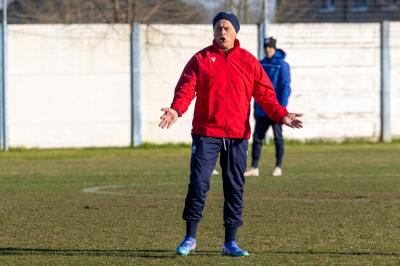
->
xmin=171 ymin=39 xmax=288 ymax=139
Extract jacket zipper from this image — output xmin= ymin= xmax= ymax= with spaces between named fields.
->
xmin=224 ymin=52 xmax=229 ymax=137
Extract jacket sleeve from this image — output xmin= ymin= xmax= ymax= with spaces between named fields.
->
xmin=253 ymin=59 xmax=288 ymax=123
xmin=278 ymin=61 xmax=291 ymax=107
xmin=170 ymin=55 xmax=198 ymax=117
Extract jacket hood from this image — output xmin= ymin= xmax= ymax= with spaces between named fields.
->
xmin=272 ymin=49 xmax=286 ymax=60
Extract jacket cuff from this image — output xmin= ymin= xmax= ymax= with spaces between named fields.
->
xmin=171 ymin=107 xmax=181 ymax=117
xmin=279 ymin=109 xmax=289 ymax=124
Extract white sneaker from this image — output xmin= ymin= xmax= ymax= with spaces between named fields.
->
xmin=212 ymin=169 xmax=219 ymax=175
xmin=272 ymin=166 xmax=282 ymax=176
xmin=244 ymin=167 xmax=259 ymax=177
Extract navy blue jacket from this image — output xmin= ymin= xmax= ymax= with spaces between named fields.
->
xmin=254 ymin=49 xmax=291 ymax=117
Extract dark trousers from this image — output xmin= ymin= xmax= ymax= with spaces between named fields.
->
xmin=182 ymin=135 xmax=248 ymax=228
xmin=251 ymin=116 xmax=284 ymax=168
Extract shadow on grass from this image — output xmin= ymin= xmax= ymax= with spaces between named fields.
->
xmin=2 ymin=247 xmax=398 ymax=258
xmin=0 ymin=247 xmax=220 ymax=259
xmin=268 ymin=250 xmax=400 ymax=257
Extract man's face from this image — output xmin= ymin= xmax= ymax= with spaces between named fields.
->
xmin=213 ymin=19 xmax=237 ymax=50
xmin=265 ymin=46 xmax=276 ymax=58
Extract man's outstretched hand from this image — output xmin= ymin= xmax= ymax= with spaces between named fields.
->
xmin=282 ymin=113 xmax=303 ymax=128
xmin=159 ymin=107 xmax=178 ymax=129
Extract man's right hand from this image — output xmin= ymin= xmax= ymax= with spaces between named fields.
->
xmin=159 ymin=108 xmax=179 ymax=129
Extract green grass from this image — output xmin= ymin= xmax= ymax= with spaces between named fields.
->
xmin=0 ymin=143 xmax=399 ymax=265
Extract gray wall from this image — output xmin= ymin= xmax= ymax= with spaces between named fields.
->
xmin=4 ymin=23 xmax=399 ymax=147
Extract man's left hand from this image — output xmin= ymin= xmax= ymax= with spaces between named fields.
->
xmin=282 ymin=113 xmax=303 ymax=128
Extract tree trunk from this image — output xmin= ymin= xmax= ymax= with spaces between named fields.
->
xmin=112 ymin=0 xmax=120 ymax=23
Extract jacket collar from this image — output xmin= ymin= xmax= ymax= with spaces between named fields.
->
xmin=212 ymin=39 xmax=240 ymax=55
xmin=262 ymin=48 xmax=286 ymax=62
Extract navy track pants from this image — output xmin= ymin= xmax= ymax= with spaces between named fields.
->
xmin=182 ymin=135 xmax=248 ymax=228
xmin=251 ymin=115 xmax=284 ymax=168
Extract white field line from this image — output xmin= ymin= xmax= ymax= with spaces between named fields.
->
xmin=82 ymin=183 xmax=400 ymax=204
xmin=81 ymin=182 xmax=183 ymax=195
xmin=82 ymin=185 xmax=126 ymax=195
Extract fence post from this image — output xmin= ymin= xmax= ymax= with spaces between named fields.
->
xmin=257 ymin=22 xmax=270 ymax=145
xmin=380 ymin=21 xmax=391 ymax=143
xmin=0 ymin=0 xmax=8 ymax=151
xmin=258 ymin=22 xmax=265 ymax=60
xmin=131 ymin=23 xmax=142 ymax=147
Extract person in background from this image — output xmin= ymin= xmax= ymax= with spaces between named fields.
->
xmin=159 ymin=13 xmax=302 ymax=257
xmin=244 ymin=37 xmax=292 ymax=177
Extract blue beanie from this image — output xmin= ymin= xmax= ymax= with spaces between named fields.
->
xmin=212 ymin=11 xmax=240 ymax=33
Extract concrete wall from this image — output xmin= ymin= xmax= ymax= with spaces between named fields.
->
xmin=390 ymin=22 xmax=400 ymax=138
xmin=267 ymin=23 xmax=381 ymax=140
xmin=6 ymin=23 xmax=399 ymax=148
xmin=142 ymin=23 xmax=385 ymax=143
xmin=9 ymin=25 xmax=131 ymax=148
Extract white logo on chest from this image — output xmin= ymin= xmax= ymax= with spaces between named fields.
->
xmin=211 ymin=56 xmax=216 ymax=62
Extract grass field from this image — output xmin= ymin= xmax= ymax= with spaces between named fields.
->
xmin=0 ymin=143 xmax=399 ymax=265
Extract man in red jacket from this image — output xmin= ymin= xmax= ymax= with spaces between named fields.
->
xmin=159 ymin=11 xmax=303 ymax=257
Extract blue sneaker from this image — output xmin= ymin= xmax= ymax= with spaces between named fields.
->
xmin=221 ymin=240 xmax=249 ymax=257
xmin=175 ymin=236 xmax=196 ymax=256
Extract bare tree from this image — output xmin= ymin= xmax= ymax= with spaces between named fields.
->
xmin=8 ymin=0 xmax=208 ymax=24
xmin=202 ymin=0 xmax=264 ymax=24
